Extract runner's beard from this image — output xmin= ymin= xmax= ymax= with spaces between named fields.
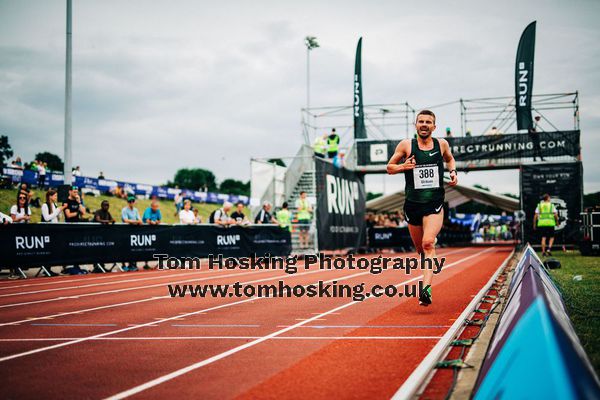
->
xmin=417 ymin=128 xmax=431 ymax=139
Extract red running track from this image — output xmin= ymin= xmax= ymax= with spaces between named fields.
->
xmin=0 ymin=246 xmax=512 ymax=399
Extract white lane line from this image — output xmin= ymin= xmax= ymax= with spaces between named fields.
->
xmin=103 ymin=247 xmax=492 ymax=399
xmin=391 ymin=248 xmax=513 ymax=400
xmin=0 ymin=264 xmax=385 ymax=363
xmin=0 ymin=336 xmax=442 ymax=341
xmin=0 ymin=269 xmax=225 ymax=297
xmin=0 ymin=247 xmax=467 ymax=363
xmin=0 ymin=247 xmax=465 ymax=324
xmin=0 ymin=265 xmax=341 ymax=326
xmin=0 ymin=268 xmax=279 ymax=309
xmin=276 ymin=325 xmax=452 ymax=329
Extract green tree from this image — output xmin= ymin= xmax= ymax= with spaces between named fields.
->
xmin=367 ymin=192 xmax=382 ymax=201
xmin=267 ymin=158 xmax=286 ymax=167
xmin=0 ymin=135 xmax=14 ymax=169
xmin=220 ymin=179 xmax=250 ymax=196
xmin=35 ymin=152 xmax=63 ymax=172
xmin=170 ymin=168 xmax=217 ymax=191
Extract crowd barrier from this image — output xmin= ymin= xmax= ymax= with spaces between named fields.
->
xmin=2 ymin=167 xmax=249 ymax=205
xmin=473 ymin=246 xmax=600 ymax=399
xmin=367 ymin=227 xmax=472 ymax=248
xmin=0 ymin=224 xmax=291 ymax=269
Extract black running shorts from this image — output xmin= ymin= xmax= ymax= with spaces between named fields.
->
xmin=537 ymin=226 xmax=555 ymax=238
xmin=403 ymin=199 xmax=444 ymax=227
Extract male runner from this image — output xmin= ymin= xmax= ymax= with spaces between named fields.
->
xmin=387 ymin=110 xmax=458 ymax=306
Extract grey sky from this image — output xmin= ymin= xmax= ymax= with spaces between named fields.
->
xmin=1 ymin=0 xmax=599 ymax=196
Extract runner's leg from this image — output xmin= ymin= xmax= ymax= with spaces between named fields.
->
xmin=541 ymin=236 xmax=546 ymax=255
xmin=421 ymin=210 xmax=444 ymax=287
xmin=408 ymin=224 xmax=424 ymax=254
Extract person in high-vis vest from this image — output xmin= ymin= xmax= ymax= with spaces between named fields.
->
xmin=327 ymin=128 xmax=340 ymax=159
xmin=313 ymin=133 xmax=327 ymax=158
xmin=295 ymin=191 xmax=313 ymax=249
xmin=276 ymin=202 xmax=292 ymax=232
xmin=386 ymin=109 xmax=457 ymax=306
xmin=534 ymin=193 xmax=558 ymax=256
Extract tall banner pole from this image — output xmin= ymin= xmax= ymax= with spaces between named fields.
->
xmin=515 ymin=21 xmax=536 ymax=131
xmin=64 ymin=0 xmax=73 ymax=184
xmin=354 ymin=37 xmax=367 ymax=139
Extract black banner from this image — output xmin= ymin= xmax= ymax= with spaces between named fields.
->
xmin=355 ymin=131 xmax=580 ymax=167
xmin=353 ymin=37 xmax=367 ymax=139
xmin=515 ymin=21 xmax=536 ymax=131
xmin=315 ymin=158 xmax=366 ymax=250
xmin=0 ymin=224 xmax=292 ymax=268
xmin=368 ymin=227 xmax=472 ymax=248
xmin=520 ymin=162 xmax=583 ymax=244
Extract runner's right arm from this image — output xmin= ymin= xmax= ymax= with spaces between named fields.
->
xmin=386 ymin=140 xmax=415 ymax=175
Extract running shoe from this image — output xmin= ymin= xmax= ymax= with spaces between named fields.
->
xmin=419 ymin=285 xmax=432 ymax=306
xmin=128 ymin=264 xmax=139 ymax=272
xmin=547 ymin=250 xmax=552 ymax=257
xmin=7 ymin=273 xmax=20 ymax=280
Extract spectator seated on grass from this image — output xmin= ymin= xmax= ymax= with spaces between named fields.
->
xmin=193 ymin=208 xmax=202 ymax=224
xmin=10 ymin=192 xmax=31 ymax=224
xmin=94 ymin=200 xmax=115 ymax=224
xmin=143 ymin=200 xmax=162 ymax=225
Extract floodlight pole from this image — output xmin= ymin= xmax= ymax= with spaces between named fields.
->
xmin=64 ymin=0 xmax=73 ymax=184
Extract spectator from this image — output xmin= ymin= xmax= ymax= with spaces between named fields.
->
xmin=333 ymin=152 xmax=345 ymax=169
xmin=41 ymin=189 xmax=67 ymax=223
xmin=121 ymin=195 xmax=142 ymax=272
xmin=313 ymin=132 xmax=327 ymax=158
xmin=61 ymin=186 xmax=87 ymax=275
xmin=63 ymin=186 xmax=86 ymax=223
xmin=94 ymin=200 xmax=115 ymax=224
xmin=255 ymin=201 xmax=278 ymax=224
xmin=122 ymin=196 xmax=142 ymax=226
xmin=98 ymin=171 xmax=105 ymax=179
xmin=174 ymin=188 xmax=183 ymax=217
xmin=528 ymin=115 xmax=545 ymax=162
xmin=327 ymin=128 xmax=340 ymax=159
xmin=276 ymin=201 xmax=292 ymax=232
xmin=143 ymin=200 xmax=162 ymax=225
xmin=465 ymin=130 xmax=472 ymax=137
xmin=37 ymin=161 xmax=47 ymax=189
xmin=276 ymin=202 xmax=292 ymax=232
xmin=72 ymin=166 xmax=81 ymax=176
xmin=212 ymin=201 xmax=234 ymax=226
xmin=193 ymin=208 xmax=202 ymax=224
xmin=10 ymin=192 xmax=31 ymax=223
xmin=445 ymin=127 xmax=453 ymax=138
xmin=11 ymin=156 xmax=23 ymax=169
xmin=295 ymin=191 xmax=312 ymax=248
xmin=230 ymin=201 xmax=250 ymax=225
xmin=484 ymin=126 xmax=501 ymax=136
xmin=179 ymin=199 xmax=195 ymax=225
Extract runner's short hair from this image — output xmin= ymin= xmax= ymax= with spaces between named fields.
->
xmin=416 ymin=109 xmax=436 ymax=124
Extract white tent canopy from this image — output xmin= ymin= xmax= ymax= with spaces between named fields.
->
xmin=366 ymin=181 xmax=519 ymax=212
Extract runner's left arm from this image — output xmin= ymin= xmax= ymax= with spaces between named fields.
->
xmin=440 ymin=139 xmax=458 ymax=186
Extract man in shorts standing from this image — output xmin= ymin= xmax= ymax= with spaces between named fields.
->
xmin=387 ymin=110 xmax=458 ymax=306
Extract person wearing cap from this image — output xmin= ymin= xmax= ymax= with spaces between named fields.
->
xmin=445 ymin=127 xmax=453 ymax=138
xmin=122 ymin=196 xmax=142 ymax=272
xmin=61 ymin=186 xmax=88 ymax=275
xmin=63 ymin=186 xmax=86 ymax=223
xmin=255 ymin=201 xmax=278 ymax=224
xmin=122 ymin=196 xmax=142 ymax=226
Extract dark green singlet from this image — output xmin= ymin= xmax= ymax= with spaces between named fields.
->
xmin=404 ymin=138 xmax=445 ymax=203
